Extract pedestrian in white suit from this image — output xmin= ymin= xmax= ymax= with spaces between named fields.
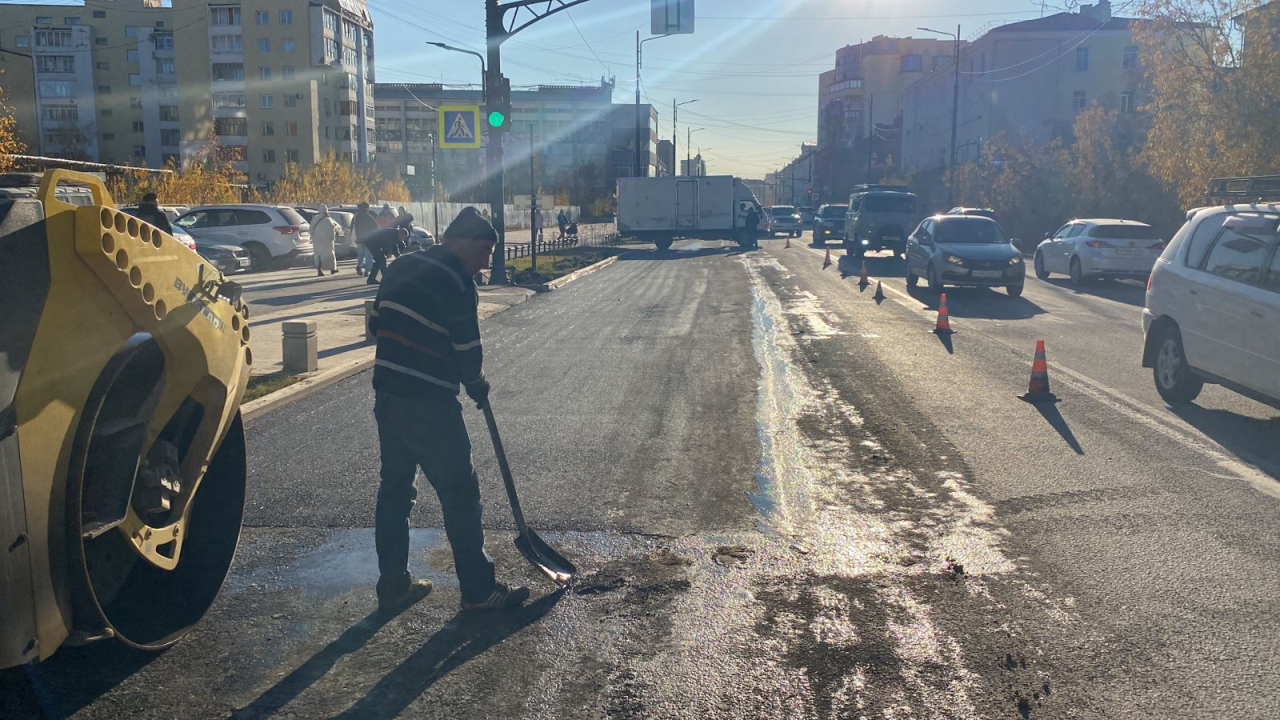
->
xmin=312 ymin=205 xmax=342 ymax=276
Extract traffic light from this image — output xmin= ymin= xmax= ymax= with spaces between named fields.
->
xmin=486 ymin=74 xmax=511 ymax=131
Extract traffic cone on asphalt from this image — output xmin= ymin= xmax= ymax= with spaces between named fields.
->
xmin=859 ymin=260 xmax=869 ymax=287
xmin=933 ymin=293 xmax=953 ymax=334
xmin=823 ymin=248 xmax=832 ymax=269
xmin=873 ymin=280 xmax=886 ymax=303
xmin=1019 ymin=339 xmax=1059 ymax=403
xmin=784 ymin=236 xmax=791 ymax=249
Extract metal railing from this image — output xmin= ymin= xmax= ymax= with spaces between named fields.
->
xmin=503 ymin=223 xmax=622 ymax=261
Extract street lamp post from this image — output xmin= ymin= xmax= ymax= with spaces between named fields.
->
xmin=425 ymin=42 xmax=486 ymax=100
xmin=674 ymin=99 xmax=698 ymax=175
xmin=635 ymin=32 xmax=671 ymax=178
xmin=687 ymin=127 xmax=705 ymax=175
xmin=918 ymin=25 xmax=961 ymax=208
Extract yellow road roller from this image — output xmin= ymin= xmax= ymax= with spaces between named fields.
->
xmin=0 ymin=170 xmax=251 ymax=668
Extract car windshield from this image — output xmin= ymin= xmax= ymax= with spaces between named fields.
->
xmin=820 ymin=206 xmax=847 ymax=218
xmin=935 ymin=218 xmax=1008 ymax=244
xmin=1092 ymin=224 xmax=1158 ymax=240
xmin=771 ymin=206 xmax=796 ymax=216
xmin=863 ymin=195 xmax=917 ymax=213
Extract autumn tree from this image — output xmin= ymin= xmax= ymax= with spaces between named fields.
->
xmin=0 ymin=85 xmax=28 ymax=173
xmin=376 ymin=174 xmax=411 ymax=203
xmin=1135 ymin=0 xmax=1280 ymax=207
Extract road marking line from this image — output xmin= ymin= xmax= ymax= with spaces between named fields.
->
xmin=787 ymin=245 xmax=1280 ymax=499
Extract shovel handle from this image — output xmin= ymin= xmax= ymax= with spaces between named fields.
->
xmin=481 ymin=404 xmax=529 ymax=536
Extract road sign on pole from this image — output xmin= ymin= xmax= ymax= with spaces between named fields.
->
xmin=439 ymin=105 xmax=482 ymax=148
xmin=652 ymin=0 xmax=695 ymax=35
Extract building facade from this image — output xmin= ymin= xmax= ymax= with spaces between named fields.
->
xmin=901 ymin=1 xmax=1146 ymax=170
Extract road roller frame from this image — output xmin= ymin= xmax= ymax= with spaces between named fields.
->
xmin=0 ymin=170 xmax=251 ymax=668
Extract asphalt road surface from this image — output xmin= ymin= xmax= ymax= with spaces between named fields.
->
xmin=6 ymin=233 xmax=1278 ymax=719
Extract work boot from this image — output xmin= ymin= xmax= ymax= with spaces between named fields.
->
xmin=331 ymin=269 xmax=339 ymax=275
xmin=376 ymin=576 xmax=433 ymax=616
xmin=461 ymin=582 xmax=530 ymax=611
xmin=317 ymin=270 xmax=325 ymax=277
xmin=356 ymin=267 xmax=365 ymax=277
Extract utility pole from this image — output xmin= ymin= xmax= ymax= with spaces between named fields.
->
xmin=635 ymin=32 xmax=644 ymax=178
xmin=430 ymin=131 xmax=439 ymax=239
xmin=866 ymin=94 xmax=874 ymax=184
xmin=484 ymin=0 xmax=510 ymax=283
xmin=950 ymin=24 xmax=960 ymax=207
xmin=529 ymin=123 xmax=538 ymax=272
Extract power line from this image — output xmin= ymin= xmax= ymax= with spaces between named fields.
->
xmin=563 ymin=8 xmax=613 ymax=78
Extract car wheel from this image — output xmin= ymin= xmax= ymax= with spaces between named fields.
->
xmin=927 ymin=264 xmax=944 ymax=294
xmin=1034 ymin=251 xmax=1050 ymax=280
xmin=1069 ymin=257 xmax=1085 ymax=286
xmin=1153 ymin=326 xmax=1204 ymax=404
xmin=244 ymin=243 xmax=272 ymax=272
xmin=906 ymin=264 xmax=919 ymax=288
xmin=1007 ymin=283 xmax=1024 ymax=298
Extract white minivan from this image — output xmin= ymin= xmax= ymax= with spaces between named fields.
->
xmin=1142 ymin=190 xmax=1280 ymax=408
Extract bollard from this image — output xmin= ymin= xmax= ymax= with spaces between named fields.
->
xmin=364 ymin=300 xmax=377 ymax=342
xmin=281 ymin=320 xmax=318 ymax=374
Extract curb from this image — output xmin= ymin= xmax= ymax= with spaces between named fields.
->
xmin=241 ymin=349 xmax=375 ymax=423
xmin=518 ymin=255 xmax=619 ymax=292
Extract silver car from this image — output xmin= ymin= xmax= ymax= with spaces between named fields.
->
xmin=175 ymin=204 xmax=313 ymax=271
xmin=1034 ymin=219 xmax=1164 ymax=285
xmin=769 ymin=205 xmax=803 ymax=238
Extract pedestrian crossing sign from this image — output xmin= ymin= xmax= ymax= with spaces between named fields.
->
xmin=439 ymin=105 xmax=481 ymax=148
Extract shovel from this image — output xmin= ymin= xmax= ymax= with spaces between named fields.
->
xmin=481 ymin=404 xmax=577 ymax=586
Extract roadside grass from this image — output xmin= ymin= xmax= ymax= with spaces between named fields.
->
xmin=242 ymin=372 xmax=304 ymax=403
xmin=508 ymin=246 xmax=620 ymax=284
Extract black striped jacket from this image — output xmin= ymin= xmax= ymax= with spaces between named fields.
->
xmin=370 ymin=245 xmax=483 ymax=402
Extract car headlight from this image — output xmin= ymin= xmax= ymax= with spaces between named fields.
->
xmin=824 ymin=229 xmax=832 ymax=235
xmin=945 ymin=254 xmax=965 ymax=266
xmin=1009 ymin=256 xmax=1023 ymax=266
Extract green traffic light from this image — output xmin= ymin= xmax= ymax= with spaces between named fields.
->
xmin=487 ymin=110 xmax=507 ymax=128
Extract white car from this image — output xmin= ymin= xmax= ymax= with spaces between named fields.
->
xmin=175 ymin=204 xmax=313 ymax=271
xmin=1141 ymin=198 xmax=1280 ymax=408
xmin=1034 ymin=219 xmax=1165 ymax=284
xmin=769 ymin=205 xmax=803 ymax=238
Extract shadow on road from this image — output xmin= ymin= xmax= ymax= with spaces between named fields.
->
xmin=905 ymin=285 xmax=1048 ymax=320
xmin=1036 ymin=277 xmax=1147 ymax=307
xmin=0 ymin=637 xmax=158 ymax=719
xmin=1031 ymin=401 xmax=1085 ymax=455
xmin=934 ymin=330 xmax=955 ymax=355
xmin=319 ymin=339 xmax=373 ymax=359
xmin=248 ymin=284 xmax=377 ymax=309
xmin=1169 ymin=403 xmax=1280 ymax=481
xmin=332 ymin=590 xmax=564 ymax=719
xmin=617 ymin=246 xmax=739 ymax=261
xmin=837 ymin=251 xmax=907 ymax=280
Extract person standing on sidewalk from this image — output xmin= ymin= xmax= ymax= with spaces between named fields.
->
xmin=377 ymin=203 xmax=397 ymax=229
xmin=745 ymin=205 xmax=761 ymax=249
xmin=353 ymin=202 xmax=379 ymax=277
xmin=312 ymin=205 xmax=342 ymax=277
xmin=135 ymin=192 xmax=173 ymax=235
xmin=368 ymin=206 xmax=530 ymax=613
xmin=557 ymin=209 xmax=568 ymax=239
xmin=532 ymin=207 xmax=544 ymax=243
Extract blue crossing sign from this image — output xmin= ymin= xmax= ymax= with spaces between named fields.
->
xmin=439 ymin=105 xmax=482 ymax=148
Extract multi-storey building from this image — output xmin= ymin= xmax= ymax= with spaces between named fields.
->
xmin=901 ymin=1 xmax=1147 ymax=170
xmin=372 ymin=82 xmax=657 ymax=204
xmin=173 ymin=0 xmax=376 ymax=186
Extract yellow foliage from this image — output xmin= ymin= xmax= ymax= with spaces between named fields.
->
xmin=261 ymin=152 xmax=386 ymax=204
xmin=0 ymin=85 xmax=28 ymax=173
xmin=376 ymin=174 xmax=412 ymax=203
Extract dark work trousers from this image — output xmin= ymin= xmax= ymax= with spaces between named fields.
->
xmin=367 ymin=247 xmax=388 ymax=283
xmin=373 ymin=392 xmax=496 ymax=601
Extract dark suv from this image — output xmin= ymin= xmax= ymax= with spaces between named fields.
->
xmin=844 ymin=185 xmax=920 ymax=258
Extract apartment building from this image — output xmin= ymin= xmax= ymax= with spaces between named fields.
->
xmin=901 ymin=1 xmax=1147 ymax=170
xmin=173 ymin=0 xmax=377 ymax=187
xmin=372 ymin=81 xmax=657 ymax=203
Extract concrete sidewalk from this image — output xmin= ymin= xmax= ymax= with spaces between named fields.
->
xmin=243 ymin=258 xmax=535 ymax=377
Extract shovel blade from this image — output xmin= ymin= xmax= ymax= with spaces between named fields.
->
xmin=514 ymin=529 xmax=576 ymax=586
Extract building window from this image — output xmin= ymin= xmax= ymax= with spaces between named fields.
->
xmin=133 ymin=145 xmax=146 ymax=157
xmin=125 ymin=26 xmax=147 ymax=38
xmin=284 ymin=93 xmax=298 ymax=107
xmin=15 ymin=35 xmax=29 ymax=48
xmin=212 ymin=63 xmax=244 ymax=81
xmin=160 ymin=129 xmax=180 ymax=146
xmin=282 ymin=66 xmax=295 ymax=80
xmin=132 ymin=121 xmax=145 ymax=133
xmin=260 ymin=94 xmax=273 ymax=108
xmin=35 ymin=29 xmax=73 ymax=48
xmin=1120 ymin=90 xmax=1136 ymax=114
xmin=900 ymin=54 xmax=923 ymax=72
xmin=93 ymin=10 xmax=106 ymax=18
xmin=323 ymin=37 xmax=339 ymax=60
xmin=1123 ymin=46 xmax=1138 ymax=69
xmin=217 ymin=145 xmax=247 ymax=162
xmin=101 ymin=108 xmax=113 ymax=117
xmin=255 ymin=11 xmax=269 ymax=25
xmin=210 ymin=34 xmax=243 ymax=53
xmin=96 ymin=61 xmax=109 ymax=70
xmin=155 ymin=22 xmax=164 ymax=28
xmin=324 ymin=12 xmax=338 ymax=32
xmin=96 ymin=37 xmax=108 ymax=45
xmin=65 ymin=17 xmax=81 ymax=26
xmin=36 ymin=55 xmax=75 ymax=73
xmin=130 ymin=97 xmax=143 ymax=109
xmin=258 ymin=38 xmax=270 ymax=53
xmin=262 ymin=149 xmax=276 ymax=162
xmin=212 ymin=91 xmax=246 ymax=108
xmin=1073 ymin=91 xmax=1087 ymax=112
xmin=285 ymin=122 xmax=298 ymax=136
xmin=214 ymin=117 xmax=248 ymax=136
xmin=36 ymin=16 xmax=52 ymax=24
xmin=280 ymin=10 xmax=293 ymax=25
xmin=162 ymin=153 xmax=179 ymax=166
xmin=101 ymin=133 xmax=115 ymax=141
xmin=259 ymin=66 xmax=271 ymax=80
xmin=154 ymin=36 xmax=173 ymax=50
xmin=261 ymin=121 xmax=274 ymax=136
xmin=128 ymin=74 xmax=141 ymax=86
xmin=98 ymin=84 xmax=112 ymax=93
xmin=210 ymin=7 xmax=241 ymax=27
xmin=127 ymin=49 xmax=138 ymax=61
xmin=160 ymin=105 xmax=179 ymax=121
xmin=285 ymin=149 xmax=299 ymax=163
xmin=41 ymin=105 xmax=78 ymax=121
xmin=1076 ymin=47 xmax=1089 ymax=71
xmin=156 ymin=58 xmax=175 ymax=74
xmin=281 ymin=38 xmax=294 ymax=54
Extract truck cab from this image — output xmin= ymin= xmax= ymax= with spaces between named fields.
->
xmin=844 ymin=184 xmax=920 ymax=258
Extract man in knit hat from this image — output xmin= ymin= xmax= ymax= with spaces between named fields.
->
xmin=367 ymin=206 xmax=529 ymax=614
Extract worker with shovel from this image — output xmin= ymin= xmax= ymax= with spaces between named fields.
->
xmin=368 ymin=207 xmax=529 ymax=613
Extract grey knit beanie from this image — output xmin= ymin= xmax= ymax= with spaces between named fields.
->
xmin=444 ymin=206 xmax=498 ymax=243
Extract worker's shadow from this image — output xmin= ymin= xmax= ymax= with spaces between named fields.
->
xmin=230 ymin=590 xmax=562 ymax=720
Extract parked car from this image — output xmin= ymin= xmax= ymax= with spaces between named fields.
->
xmin=1142 ymin=191 xmax=1280 ymax=408
xmin=905 ymin=215 xmax=1026 ymax=297
xmin=947 ymin=207 xmax=998 ymax=221
xmin=812 ymin=204 xmax=847 ymax=244
xmin=769 ymin=205 xmax=803 ymax=238
xmin=797 ymin=206 xmax=816 ymax=225
xmin=175 ymin=204 xmax=312 ymax=271
xmin=195 ymin=243 xmax=252 ymax=274
xmin=120 ymin=205 xmax=198 ymax=252
xmin=407 ymin=225 xmax=436 ymax=251
xmin=844 ymin=184 xmax=920 ymax=258
xmin=1034 ymin=219 xmax=1165 ymax=285
xmin=294 ymin=206 xmax=357 ymax=257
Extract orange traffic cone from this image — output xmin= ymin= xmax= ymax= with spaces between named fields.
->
xmin=1019 ymin=339 xmax=1058 ymax=403
xmin=873 ymin=280 xmax=886 ymax=303
xmin=859 ymin=260 xmax=869 ymax=286
xmin=823 ymin=248 xmax=832 ymax=269
xmin=784 ymin=236 xmax=791 ymax=249
xmin=933 ymin=293 xmax=953 ymax=334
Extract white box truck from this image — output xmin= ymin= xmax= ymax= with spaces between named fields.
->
xmin=616 ymin=176 xmax=765 ymax=250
